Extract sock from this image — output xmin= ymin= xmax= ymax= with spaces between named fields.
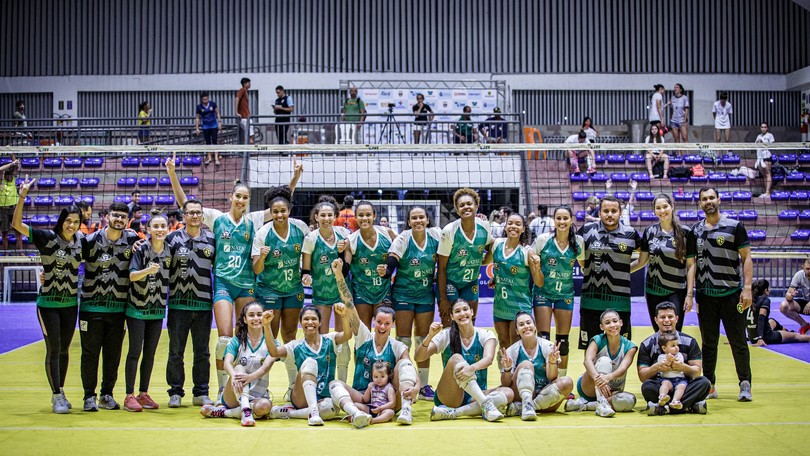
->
xmin=215 ymin=337 xmax=231 ymax=392
xmin=286 ymin=407 xmax=313 ymax=419
xmin=224 ymin=406 xmax=242 ymax=418
xmin=336 ymin=342 xmax=350 ymax=383
xmin=533 ymin=384 xmax=564 ymax=410
xmin=418 ymin=368 xmax=430 ymax=388
xmin=461 ymin=379 xmax=488 ymax=405
xmin=454 ymin=401 xmax=483 ymax=417
xmin=239 ymin=392 xmax=250 ymax=411
xmin=303 ymin=380 xmax=319 ymax=416
xmin=284 ymin=355 xmax=298 ymax=388
xmin=397 ymin=361 xmax=418 ymax=409
xmin=516 ymin=368 xmax=535 ymax=404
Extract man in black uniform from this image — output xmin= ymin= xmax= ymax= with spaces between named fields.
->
xmin=273 ymin=85 xmax=295 ymax=145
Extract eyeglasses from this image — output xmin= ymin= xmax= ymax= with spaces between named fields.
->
xmin=109 ymin=213 xmax=128 ymax=219
xmin=185 ymin=210 xmax=203 ymax=216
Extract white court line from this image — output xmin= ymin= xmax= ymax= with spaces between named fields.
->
xmin=2 ymin=422 xmax=810 ymax=432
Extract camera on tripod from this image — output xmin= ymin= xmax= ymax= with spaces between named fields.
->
xmin=386 ymin=103 xmax=396 ymax=112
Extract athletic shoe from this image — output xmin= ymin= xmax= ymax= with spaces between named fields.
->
xmin=396 ymin=406 xmax=413 ymax=425
xmin=521 ymin=401 xmax=537 ymax=421
xmin=241 ymin=407 xmax=256 ymax=427
xmin=192 ymin=395 xmax=213 ymax=407
xmin=481 ymin=399 xmax=504 ymax=422
xmin=270 ymin=405 xmax=294 ymax=419
xmin=646 ymin=401 xmax=661 ymax=416
xmin=137 ymin=393 xmax=159 ymax=409
xmin=200 ymin=404 xmax=227 ymax=418
xmin=418 ymin=385 xmax=435 ymax=400
xmin=351 ymin=411 xmax=372 ymax=429
xmin=595 ymin=399 xmax=615 ymax=418
xmin=738 ymin=381 xmax=752 ymax=402
xmin=800 ymin=324 xmax=810 ymax=335
xmin=168 ymin=395 xmax=182 ymax=408
xmin=587 ymin=167 xmax=597 ymax=174
xmin=99 ymin=394 xmax=120 ymax=410
xmin=283 ymin=387 xmax=293 ymax=403
xmin=566 ymin=393 xmax=575 ymax=400
xmin=308 ymin=411 xmax=324 ymax=426
xmin=691 ymin=400 xmax=708 ymax=414
xmin=52 ymin=394 xmax=70 ymax=414
xmin=505 ymin=401 xmax=522 ymax=417
xmin=658 ymin=394 xmax=671 ymax=406
xmin=60 ymin=388 xmax=72 ymax=409
xmin=83 ymin=396 xmax=99 ymax=412
xmin=215 ymin=159 xmax=221 ymax=166
xmin=573 ymin=166 xmax=581 ymax=174
xmin=123 ymin=395 xmax=143 ymax=412
xmin=430 ymin=405 xmax=457 ymax=421
xmin=706 ymin=386 xmax=719 ymax=399
xmin=204 ymin=158 xmax=212 ymax=165
xmin=564 ymin=397 xmax=588 ymax=412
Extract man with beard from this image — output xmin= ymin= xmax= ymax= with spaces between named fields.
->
xmin=686 ymin=186 xmax=753 ymax=402
xmin=637 ymin=302 xmax=710 ymax=415
xmin=79 ymin=203 xmax=142 ymax=411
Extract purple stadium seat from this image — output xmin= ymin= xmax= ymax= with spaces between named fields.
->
xmin=139 ymin=195 xmax=154 ymax=205
xmin=727 ymin=174 xmax=747 ymax=183
xmin=576 ymin=211 xmax=586 ymax=221
xmin=159 ymin=176 xmax=172 ymax=186
xmin=188 ymin=195 xmax=198 ymax=200
xmin=83 ymin=157 xmax=104 ymax=167
xmin=799 ymin=154 xmax=810 ymax=164
xmin=732 ymin=191 xmax=752 ymax=201
xmin=114 ymin=195 xmax=132 ymax=204
xmin=0 ymin=158 xmax=11 ymax=166
xmin=792 ymin=230 xmax=810 ymax=241
xmin=16 ymin=178 xmax=25 ymax=186
xmin=59 ymin=177 xmax=79 ymax=188
xmin=669 ymin=176 xmax=689 ymax=183
xmin=140 ymin=214 xmax=150 ymax=224
xmin=631 ymin=172 xmax=650 ymax=182
xmin=718 ymin=191 xmax=732 ymax=200
xmin=748 ymin=230 xmax=767 ymax=242
xmin=737 ymin=210 xmax=758 ymax=222
xmin=80 ymin=177 xmax=100 ymax=188
xmin=607 ymin=154 xmax=625 ymax=164
xmin=138 ymin=176 xmax=158 ymax=187
xmin=31 ymin=215 xmax=51 ymax=226
xmin=678 ymin=210 xmax=699 ymax=222
xmin=770 ymin=191 xmax=790 ymax=201
xmin=43 ymin=158 xmax=62 ymax=168
xmin=55 ymin=195 xmax=74 ymax=206
xmin=636 ymin=191 xmax=655 ymax=201
xmin=23 ymin=196 xmax=31 ymax=207
xmin=790 ymin=191 xmax=809 ymax=201
xmin=572 ymin=191 xmax=590 ymax=202
xmin=180 ymin=176 xmax=200 ymax=186
xmin=590 ymin=172 xmax=609 ymax=182
xmin=720 ymin=210 xmax=737 ymax=220
xmin=37 ymin=178 xmax=57 ymax=188
xmin=627 ymin=154 xmax=646 ymax=164
xmin=118 ymin=177 xmax=137 ymax=187
xmin=626 ymin=211 xmax=639 ymax=222
xmin=690 ymin=175 xmax=708 ymax=184
xmin=593 ymin=154 xmax=606 ymax=165
xmin=683 ymin=155 xmax=702 ymax=164
xmin=21 ymin=158 xmax=40 ymax=168
xmin=49 ymin=214 xmax=59 ymax=224
xmin=64 ymin=157 xmax=83 ymax=167
xmin=640 ymin=211 xmax=657 ymax=222
xmin=611 ymin=173 xmax=630 ymax=182
xmin=34 ymin=196 xmax=53 ymax=206
xmin=78 ymin=195 xmax=95 ymax=205
xmin=786 ymin=172 xmax=806 ymax=182
xmin=779 ymin=210 xmax=799 ymax=221
xmin=156 ymin=195 xmax=175 ymax=205
xmin=776 ymin=154 xmax=797 ymax=164
xmin=593 ymin=191 xmax=607 ymax=200
xmin=698 ymin=210 xmax=706 ymax=219
xmin=799 ymin=210 xmax=810 ymax=222
xmin=708 ymin=172 xmax=727 ymax=182
xmin=570 ymin=173 xmax=589 ymax=182
xmin=141 ymin=157 xmax=161 ymax=167
xmin=721 ymin=154 xmax=741 ymax=164
xmin=614 ymin=191 xmax=631 ymax=201
xmin=121 ymin=157 xmax=140 ymax=167
xmin=182 ymin=156 xmax=203 ymax=166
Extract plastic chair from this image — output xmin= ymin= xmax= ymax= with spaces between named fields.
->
xmin=80 ymin=177 xmax=100 ymax=188
xmin=336 ymin=124 xmax=355 ymax=145
xmin=64 ymin=157 xmax=84 ymax=167
xmin=524 ymin=127 xmax=544 ymax=160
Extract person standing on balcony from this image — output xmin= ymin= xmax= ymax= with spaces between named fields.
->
xmin=195 ymin=91 xmax=222 ymax=165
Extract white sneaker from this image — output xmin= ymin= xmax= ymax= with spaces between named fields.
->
xmin=52 ymin=394 xmax=69 ymax=414
xmin=505 ymin=401 xmax=522 ymax=417
xmin=564 ymin=397 xmax=588 ymax=412
xmin=595 ymin=399 xmax=615 ymax=417
xmin=706 ymin=386 xmax=719 ymax=399
xmin=430 ymin=405 xmax=457 ymax=421
xmin=738 ymin=381 xmax=752 ymax=402
xmin=308 ymin=411 xmax=324 ymax=426
xmin=168 ymin=395 xmax=182 ymax=408
xmin=270 ymin=405 xmax=294 ymax=419
xmin=396 ymin=406 xmax=413 ymax=425
xmin=481 ymin=399 xmax=504 ymax=422
xmin=241 ymin=407 xmax=256 ymax=427
xmin=351 ymin=411 xmax=372 ymax=429
xmin=521 ymin=401 xmax=537 ymax=421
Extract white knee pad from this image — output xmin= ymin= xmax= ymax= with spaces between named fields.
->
xmin=215 ymin=337 xmax=231 ymax=360
xmin=516 ymin=368 xmax=535 ymax=395
xmin=533 ymin=383 xmax=563 ymax=410
xmin=397 ymin=360 xmax=418 ymax=387
xmin=318 ymin=398 xmax=338 ymax=420
xmin=595 ymin=356 xmax=613 ymax=375
xmin=300 ymin=357 xmax=318 ymax=378
xmin=398 ymin=336 xmax=414 ymax=349
xmin=611 ymin=392 xmax=637 ymax=412
xmin=487 ymin=391 xmax=509 ymax=410
xmin=336 ymin=342 xmax=351 ymax=366
xmin=329 ymin=381 xmax=351 ymax=406
xmin=453 ymin=361 xmax=472 ymax=389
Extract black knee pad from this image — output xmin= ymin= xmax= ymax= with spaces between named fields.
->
xmin=556 ymin=335 xmax=570 ymax=357
xmin=539 ymin=331 xmax=551 ymax=341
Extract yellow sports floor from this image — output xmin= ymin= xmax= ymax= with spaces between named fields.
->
xmin=1 ymin=326 xmax=809 ymax=456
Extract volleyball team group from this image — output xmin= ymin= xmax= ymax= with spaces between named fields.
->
xmin=12 ymin=154 xmax=805 ymax=428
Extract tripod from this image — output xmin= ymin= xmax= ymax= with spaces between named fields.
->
xmin=378 ymin=109 xmax=405 ymax=144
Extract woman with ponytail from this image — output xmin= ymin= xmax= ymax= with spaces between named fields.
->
xmin=634 ymin=194 xmax=694 ymax=332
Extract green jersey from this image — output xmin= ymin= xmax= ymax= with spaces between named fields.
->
xmin=389 ymin=227 xmax=441 ymax=305
xmin=588 ymin=334 xmax=637 ymax=392
xmin=532 ymin=232 xmax=585 ymax=301
xmin=302 ymin=227 xmax=350 ymax=305
xmin=352 ymin=323 xmax=408 ymax=392
xmin=349 ymin=226 xmax=393 ymax=305
xmin=253 ymin=218 xmax=309 ymax=296
xmin=505 ymin=336 xmax=556 ymax=389
xmin=437 ymin=218 xmax=493 ymax=286
xmin=204 ymin=208 xmax=255 ymax=289
xmin=432 ymin=327 xmax=496 ymax=389
xmin=283 ymin=333 xmax=339 ymax=398
xmin=492 ymin=239 xmax=533 ymax=320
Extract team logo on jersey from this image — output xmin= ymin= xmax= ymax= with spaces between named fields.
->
xmin=244 ymin=232 xmax=250 ymax=242
xmin=432 ymin=254 xmax=438 ymax=262
xmin=248 ymin=288 xmax=254 ymax=296
xmin=359 ymin=257 xmax=370 ymax=265
xmin=478 ymin=246 xmax=484 ymax=254
xmin=548 ymin=258 xmax=557 ymax=267
xmin=410 ymin=258 xmax=421 ymax=266
xmin=272 ymin=249 xmax=282 ymax=258
xmin=591 ymin=240 xmax=604 ymax=251
xmin=319 ymin=255 xmax=329 ymax=264
xmin=99 ymin=252 xmax=112 ymax=266
xmin=239 ymin=356 xmax=248 ymax=366
xmin=296 ymin=293 xmax=305 ymax=301
xmin=565 ymin=298 xmax=572 ymax=305
xmin=458 ymin=248 xmax=468 ymax=257
xmin=294 ymin=244 xmax=301 ymax=252
xmin=224 ymin=244 xmax=231 ymax=253
xmin=203 ymin=247 xmax=212 ymax=258
xmin=221 ymin=230 xmax=231 ymax=240
xmin=471 ymin=285 xmax=479 ymax=294
xmin=510 ymin=266 xmax=519 ymax=275
xmin=165 ymin=258 xmax=172 ymax=268
xmin=124 ymin=249 xmax=132 ymax=259
xmin=570 ymin=259 xmax=576 ymax=268
xmin=618 ymin=242 xmax=627 ymax=252
xmin=474 ymin=354 xmax=481 ymax=362
xmin=716 ymin=236 xmax=725 ymax=246
xmin=382 ymin=253 xmax=388 ymax=261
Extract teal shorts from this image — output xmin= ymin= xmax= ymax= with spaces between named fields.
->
xmin=446 ymin=281 xmax=480 ymax=302
xmin=214 ymin=278 xmax=254 ymax=305
xmin=434 ymin=391 xmax=472 ymax=408
xmin=255 ymin=287 xmax=304 ymax=310
xmin=532 ymin=294 xmax=574 ymax=311
xmin=391 ymin=297 xmax=435 ymax=314
xmin=576 ymin=376 xmax=597 ymax=402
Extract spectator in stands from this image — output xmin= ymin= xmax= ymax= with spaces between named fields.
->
xmin=452 ymin=106 xmax=478 ymax=144
xmin=235 ymin=78 xmax=253 ymax=145
xmin=412 ymin=93 xmax=434 ymax=144
xmin=335 ymin=195 xmax=359 ymax=232
xmin=0 ymin=159 xmax=22 ymax=250
xmin=648 ymin=84 xmax=665 ymax=127
xmin=566 ymin=130 xmax=596 ymax=174
xmin=585 ymin=196 xmax=600 ymax=223
xmin=129 ymin=218 xmax=146 ymax=240
xmin=128 ymin=205 xmax=144 ymax=230
xmin=528 ymin=204 xmax=553 ymax=241
xmin=581 ymin=117 xmax=600 ymax=143
xmin=606 ymin=178 xmax=637 ymax=226
xmin=750 ymin=279 xmax=810 ymax=344
xmin=273 ymin=85 xmax=295 ymax=145
xmin=669 ymin=83 xmax=690 ymax=147
xmin=780 ymin=259 xmax=810 ymax=335
xmin=341 ymin=87 xmax=366 ymax=144
xmin=13 ymin=100 xmax=28 ymax=128
xmin=754 ymin=122 xmax=775 ymax=199
xmin=645 ymin=124 xmax=670 ymax=179
xmin=137 ymin=101 xmax=152 ymax=144
xmin=76 ymin=201 xmax=98 ymax=234
xmin=128 ymin=191 xmax=141 ymax=215
xmin=195 ymin=91 xmax=223 ymax=165
xmin=479 ymin=107 xmax=508 ymax=143
xmin=167 ymin=209 xmax=184 ymax=231
xmin=489 ymin=210 xmax=504 ymax=238
xmin=712 ymin=92 xmax=733 ymax=143
xmin=379 ymin=215 xmax=396 ymax=234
